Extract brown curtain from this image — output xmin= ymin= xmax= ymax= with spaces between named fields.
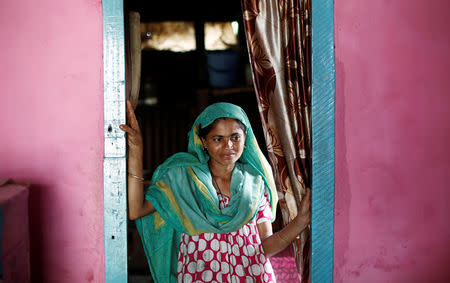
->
xmin=241 ymin=0 xmax=311 ymax=281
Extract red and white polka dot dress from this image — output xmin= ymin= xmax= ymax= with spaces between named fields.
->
xmin=177 ymin=194 xmax=276 ymax=282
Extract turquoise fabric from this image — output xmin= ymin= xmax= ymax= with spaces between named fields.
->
xmin=135 ymin=102 xmax=278 ymax=283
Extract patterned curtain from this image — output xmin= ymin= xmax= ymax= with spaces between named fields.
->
xmin=241 ymin=0 xmax=311 ymax=281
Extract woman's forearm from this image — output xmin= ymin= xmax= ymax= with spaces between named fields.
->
xmin=263 ymin=188 xmax=311 ymax=257
xmin=121 ymin=99 xmax=155 ymax=220
xmin=262 ymin=215 xmax=309 ymax=257
xmin=127 ymin=148 xmax=155 ymax=220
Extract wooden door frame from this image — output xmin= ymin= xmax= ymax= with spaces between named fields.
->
xmin=102 ymin=0 xmax=335 ymax=282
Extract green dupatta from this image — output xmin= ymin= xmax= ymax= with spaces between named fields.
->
xmin=135 ymin=102 xmax=278 ymax=283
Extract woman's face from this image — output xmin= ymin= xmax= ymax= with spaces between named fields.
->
xmin=201 ymin=118 xmax=246 ymax=167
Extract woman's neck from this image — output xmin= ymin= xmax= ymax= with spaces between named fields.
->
xmin=208 ymin=161 xmax=235 ymax=180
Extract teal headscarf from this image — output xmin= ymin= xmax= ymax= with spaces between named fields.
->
xmin=135 ymin=102 xmax=278 ymax=283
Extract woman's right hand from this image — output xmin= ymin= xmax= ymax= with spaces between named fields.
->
xmin=119 ymin=100 xmax=156 ymax=220
xmin=120 ymin=99 xmax=143 ymax=154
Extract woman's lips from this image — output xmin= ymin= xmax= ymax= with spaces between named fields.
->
xmin=222 ymin=153 xmax=235 ymax=159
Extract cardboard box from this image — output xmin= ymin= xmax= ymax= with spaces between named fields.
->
xmin=0 ymin=181 xmax=30 ymax=283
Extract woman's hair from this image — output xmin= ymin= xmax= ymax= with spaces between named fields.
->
xmin=198 ymin=117 xmax=247 ymax=139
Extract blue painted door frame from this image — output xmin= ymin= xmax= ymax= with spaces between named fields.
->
xmin=102 ymin=1 xmax=335 ymax=282
xmin=102 ymin=0 xmax=128 ymax=282
xmin=310 ymin=0 xmax=336 ymax=282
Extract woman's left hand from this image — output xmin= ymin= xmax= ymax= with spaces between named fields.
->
xmin=259 ymin=188 xmax=311 ymax=257
xmin=294 ymin=188 xmax=311 ymax=230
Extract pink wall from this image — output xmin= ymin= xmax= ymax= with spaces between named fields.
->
xmin=334 ymin=0 xmax=450 ymax=282
xmin=0 ymin=0 xmax=104 ymax=282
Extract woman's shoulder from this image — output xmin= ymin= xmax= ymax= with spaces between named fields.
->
xmin=151 ymin=152 xmax=200 ymax=182
xmin=237 ymin=162 xmax=261 ymax=178
xmin=162 ymin=152 xmax=200 ymax=167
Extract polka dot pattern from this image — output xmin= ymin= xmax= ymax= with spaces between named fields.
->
xmin=177 ymin=194 xmax=276 ymax=282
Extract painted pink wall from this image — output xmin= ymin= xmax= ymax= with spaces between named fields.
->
xmin=0 ymin=0 xmax=104 ymax=282
xmin=334 ymin=0 xmax=450 ymax=282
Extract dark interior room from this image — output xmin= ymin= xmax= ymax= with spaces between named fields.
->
xmin=123 ymin=1 xmax=278 ymax=281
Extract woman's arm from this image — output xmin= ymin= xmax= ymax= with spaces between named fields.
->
xmin=120 ymin=100 xmax=156 ymax=220
xmin=258 ymin=188 xmax=311 ymax=257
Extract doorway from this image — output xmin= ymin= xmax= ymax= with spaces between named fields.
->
xmin=102 ymin=0 xmax=335 ymax=282
xmin=123 ymin=2 xmax=274 ymax=281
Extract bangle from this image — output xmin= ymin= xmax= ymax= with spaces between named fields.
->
xmin=128 ymin=172 xmax=144 ymax=182
xmin=276 ymin=232 xmax=290 ymax=245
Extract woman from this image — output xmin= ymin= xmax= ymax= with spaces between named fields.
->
xmin=120 ymin=100 xmax=311 ymax=283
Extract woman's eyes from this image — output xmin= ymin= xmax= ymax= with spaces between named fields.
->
xmin=212 ymin=135 xmax=241 ymax=142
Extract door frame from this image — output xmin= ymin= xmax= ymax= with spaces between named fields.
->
xmin=310 ymin=0 xmax=336 ymax=282
xmin=102 ymin=0 xmax=335 ymax=282
xmin=102 ymin=0 xmax=128 ymax=282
